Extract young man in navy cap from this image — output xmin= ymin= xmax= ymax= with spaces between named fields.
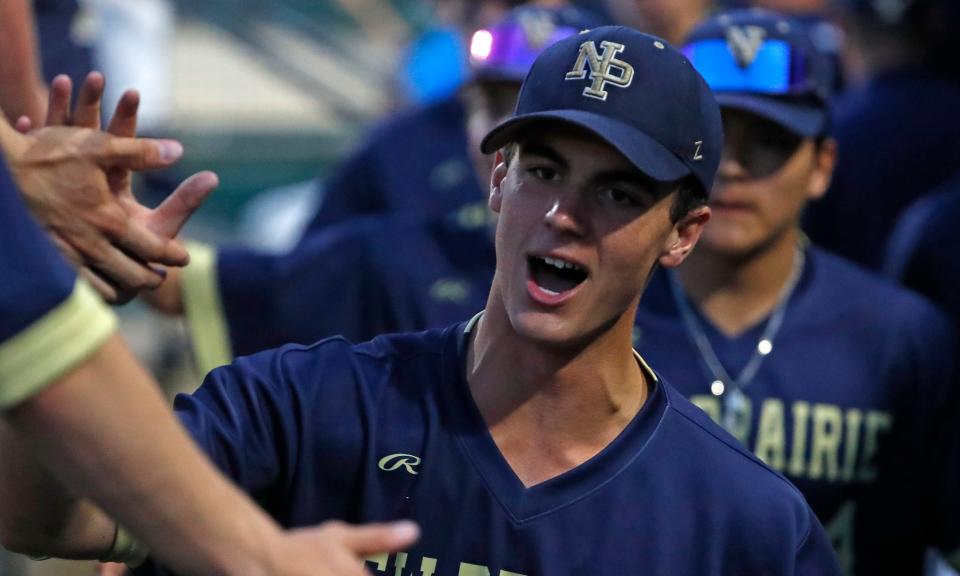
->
xmin=2 ymin=26 xmax=842 ymax=575
xmin=134 ymin=6 xmax=591 ymax=370
xmin=636 ymin=9 xmax=960 ymax=575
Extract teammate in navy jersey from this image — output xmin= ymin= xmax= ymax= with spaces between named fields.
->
xmin=302 ymin=5 xmax=596 ymax=234
xmin=635 ymin=10 xmax=960 ymax=575
xmin=885 ymin=173 xmax=960 ymax=332
xmin=1 ymin=25 xmax=843 ymax=575
xmin=179 ymin=209 xmax=495 ymax=373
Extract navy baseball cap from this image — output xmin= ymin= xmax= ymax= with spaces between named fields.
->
xmin=469 ymin=6 xmax=602 ymax=83
xmin=683 ymin=9 xmax=835 ymax=137
xmin=481 ymin=26 xmax=723 ymax=198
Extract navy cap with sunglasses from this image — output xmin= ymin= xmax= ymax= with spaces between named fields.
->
xmin=683 ymin=9 xmax=836 ymax=138
xmin=481 ymin=26 xmax=723 ymax=199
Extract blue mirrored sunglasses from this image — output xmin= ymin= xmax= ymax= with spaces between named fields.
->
xmin=683 ymin=39 xmax=811 ymax=96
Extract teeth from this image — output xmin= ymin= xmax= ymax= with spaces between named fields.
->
xmin=542 ymin=256 xmax=583 ymax=272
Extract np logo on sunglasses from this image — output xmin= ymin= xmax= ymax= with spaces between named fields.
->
xmin=564 ymin=40 xmax=634 ymax=101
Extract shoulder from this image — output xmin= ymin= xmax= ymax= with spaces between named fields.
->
xmin=657 ymin=383 xmax=821 ymax=554
xmin=209 ymin=323 xmax=455 ymax=394
xmin=360 ymin=96 xmax=466 ymax=154
xmin=805 ymin=247 xmax=950 ymax=331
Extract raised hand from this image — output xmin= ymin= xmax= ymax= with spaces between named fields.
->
xmin=6 ymin=73 xmax=218 ymax=303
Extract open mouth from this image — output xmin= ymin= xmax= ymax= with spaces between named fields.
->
xmin=528 ymin=255 xmax=588 ymax=296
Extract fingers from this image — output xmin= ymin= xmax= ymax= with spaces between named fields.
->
xmin=106 ymin=90 xmax=140 ymax=138
xmin=15 ymin=116 xmax=32 ymax=133
xmin=45 ymin=75 xmax=73 ymax=127
xmin=88 ymin=241 xmax=168 ymax=297
xmin=79 ymin=267 xmax=119 ymax=304
xmin=114 ymin=217 xmax=190 ymax=267
xmin=333 ymin=520 xmax=420 ymax=557
xmin=150 ymin=171 xmax=219 ymax=238
xmin=72 ymin=72 xmax=106 ymax=129
xmin=93 ymin=136 xmax=183 ymax=171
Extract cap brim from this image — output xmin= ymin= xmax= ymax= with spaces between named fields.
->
xmin=480 ymin=110 xmax=693 ymax=183
xmin=714 ymin=93 xmax=827 ymax=137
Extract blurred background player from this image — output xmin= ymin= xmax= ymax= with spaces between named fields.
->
xmin=885 ymin=173 xmax=960 ymax=332
xmin=635 ymin=9 xmax=960 ymax=575
xmin=302 ymin=3 xmax=601 ymax=233
xmin=803 ymin=0 xmax=960 ymax=269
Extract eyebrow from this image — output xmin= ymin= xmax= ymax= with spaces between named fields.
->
xmin=519 ymin=142 xmax=568 ymax=169
xmin=521 ymin=141 xmax=662 ymax=193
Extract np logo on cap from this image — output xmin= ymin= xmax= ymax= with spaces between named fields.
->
xmin=564 ymin=40 xmax=634 ymax=101
xmin=480 ymin=26 xmax=724 ymax=199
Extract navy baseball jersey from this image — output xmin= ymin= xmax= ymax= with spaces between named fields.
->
xmin=181 ymin=207 xmax=495 ymax=373
xmin=635 ymin=246 xmax=960 ymax=575
xmin=0 ymin=157 xmax=115 ymax=407
xmin=804 ymin=69 xmax=960 ymax=270
xmin=134 ymin=318 xmax=841 ymax=575
xmin=885 ymin=174 xmax=960 ymax=332
xmin=302 ymin=94 xmax=484 ymax=234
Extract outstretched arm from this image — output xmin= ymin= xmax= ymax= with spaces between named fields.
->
xmin=0 ymin=0 xmax=46 ymax=125
xmin=0 ymin=77 xmax=419 ymax=573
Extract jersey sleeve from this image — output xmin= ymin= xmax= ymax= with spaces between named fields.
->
xmin=903 ymin=303 xmax=960 ymax=560
xmin=0 ymin=156 xmax=116 ymax=408
xmin=300 ymin=141 xmax=385 ymax=234
xmin=171 ymin=339 xmax=367 ymax=514
xmin=795 ymin=508 xmax=844 ymax=575
xmin=181 ymin=220 xmax=395 ymax=374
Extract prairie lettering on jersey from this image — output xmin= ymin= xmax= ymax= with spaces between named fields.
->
xmin=690 ymin=395 xmax=893 ymax=482
xmin=366 ymin=553 xmax=526 ymax=576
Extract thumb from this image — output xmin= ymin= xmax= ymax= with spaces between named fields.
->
xmin=335 ymin=521 xmax=420 ymax=557
xmin=93 ymin=136 xmax=183 ymax=171
xmin=149 ymin=171 xmax=219 ymax=238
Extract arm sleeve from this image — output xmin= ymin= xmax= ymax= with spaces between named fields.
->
xmin=181 ymin=221 xmax=392 ymax=372
xmin=795 ymin=509 xmax=844 ymax=576
xmin=171 ymin=339 xmax=367 ymax=513
xmin=0 ymin=156 xmax=116 ymax=408
xmin=301 ymin=142 xmax=386 ymax=234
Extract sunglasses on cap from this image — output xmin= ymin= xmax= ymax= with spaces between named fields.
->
xmin=682 ymin=39 xmax=817 ymax=99
xmin=470 ymin=21 xmax=581 ymax=80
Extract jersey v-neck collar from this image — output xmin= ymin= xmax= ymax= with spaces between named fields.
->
xmin=440 ymin=314 xmax=669 ymax=524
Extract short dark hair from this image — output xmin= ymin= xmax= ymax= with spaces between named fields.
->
xmin=670 ymin=176 xmax=708 ymax=223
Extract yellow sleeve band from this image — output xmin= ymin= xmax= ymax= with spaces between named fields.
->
xmin=181 ymin=241 xmax=232 ymax=377
xmin=0 ymin=281 xmax=117 ymax=409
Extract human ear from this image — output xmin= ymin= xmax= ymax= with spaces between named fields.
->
xmin=659 ymin=205 xmax=711 ymax=268
xmin=489 ymin=150 xmax=508 ymax=213
xmin=807 ymin=138 xmax=837 ymax=201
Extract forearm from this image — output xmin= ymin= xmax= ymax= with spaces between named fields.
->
xmin=4 ymin=334 xmax=287 ymax=575
xmin=141 ymin=265 xmax=185 ymax=315
xmin=0 ymin=0 xmax=46 ymax=125
xmin=0 ymin=420 xmax=115 ymax=558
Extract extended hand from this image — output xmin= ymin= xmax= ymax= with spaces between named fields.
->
xmin=6 ymin=73 xmax=217 ymax=303
xmin=271 ymin=520 xmax=420 ymax=576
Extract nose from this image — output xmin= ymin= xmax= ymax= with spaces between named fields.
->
xmin=543 ymin=193 xmax=586 ymax=237
xmin=716 ymin=145 xmax=749 ymax=184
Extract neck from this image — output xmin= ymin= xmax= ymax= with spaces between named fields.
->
xmin=466 ymin=288 xmax=647 ymax=485
xmin=678 ymin=227 xmax=802 ymax=336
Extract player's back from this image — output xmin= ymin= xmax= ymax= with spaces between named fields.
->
xmin=159 ymin=320 xmax=841 ymax=576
